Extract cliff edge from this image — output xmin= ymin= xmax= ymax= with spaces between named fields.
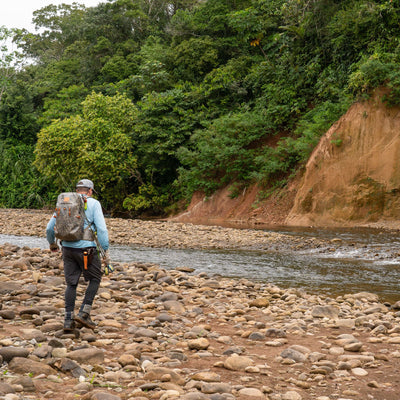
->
xmin=286 ymin=89 xmax=400 ymax=229
xmin=173 ymin=89 xmax=400 ymax=229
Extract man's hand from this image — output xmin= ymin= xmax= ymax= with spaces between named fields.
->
xmin=102 ymin=250 xmax=110 ymax=267
xmin=50 ymin=243 xmax=59 ymax=252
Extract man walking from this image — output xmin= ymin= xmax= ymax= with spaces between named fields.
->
xmin=46 ymin=179 xmax=109 ymax=332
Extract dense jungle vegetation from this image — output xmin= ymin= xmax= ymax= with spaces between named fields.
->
xmin=1 ymin=0 xmax=400 ymax=215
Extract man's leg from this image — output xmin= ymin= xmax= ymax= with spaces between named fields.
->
xmin=75 ymin=279 xmax=100 ymax=329
xmin=62 ymin=247 xmax=82 ymax=332
xmin=64 ymin=284 xmax=77 ymax=331
xmin=75 ymin=249 xmax=102 ymax=330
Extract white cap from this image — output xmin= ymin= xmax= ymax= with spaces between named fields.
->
xmin=76 ymin=179 xmax=94 ymax=190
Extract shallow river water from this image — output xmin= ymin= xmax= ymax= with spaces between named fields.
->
xmin=1 ymin=227 xmax=400 ymax=303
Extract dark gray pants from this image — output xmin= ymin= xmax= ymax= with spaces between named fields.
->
xmin=62 ymin=246 xmax=102 ymax=315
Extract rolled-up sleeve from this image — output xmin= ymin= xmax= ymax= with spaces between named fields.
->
xmin=93 ymin=201 xmax=109 ymax=251
xmin=46 ymin=214 xmax=56 ymax=244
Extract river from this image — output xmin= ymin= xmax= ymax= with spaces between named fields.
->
xmin=1 ymin=226 xmax=399 ymax=303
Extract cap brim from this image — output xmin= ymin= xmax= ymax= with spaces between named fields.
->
xmin=76 ymin=185 xmax=96 ymax=192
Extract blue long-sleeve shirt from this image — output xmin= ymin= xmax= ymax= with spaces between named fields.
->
xmin=46 ymin=196 xmax=109 ymax=251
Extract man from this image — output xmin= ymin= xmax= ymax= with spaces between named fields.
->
xmin=46 ymin=179 xmax=109 ymax=332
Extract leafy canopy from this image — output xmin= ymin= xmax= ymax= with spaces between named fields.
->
xmin=2 ymin=0 xmax=400 ymax=214
xmin=34 ymin=92 xmax=137 ymax=209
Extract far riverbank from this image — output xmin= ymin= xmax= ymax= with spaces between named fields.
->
xmin=1 ymin=208 xmax=398 ymax=254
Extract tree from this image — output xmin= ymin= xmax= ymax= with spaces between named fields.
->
xmin=0 ymin=26 xmax=26 ymax=103
xmin=20 ymin=3 xmax=87 ymax=62
xmin=3 ymin=0 xmax=400 ymax=215
xmin=176 ymin=110 xmax=268 ymax=197
xmin=39 ymin=84 xmax=90 ymax=126
xmin=34 ymin=92 xmax=138 ymax=211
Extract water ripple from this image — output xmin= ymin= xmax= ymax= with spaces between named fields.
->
xmin=1 ymin=231 xmax=399 ymax=302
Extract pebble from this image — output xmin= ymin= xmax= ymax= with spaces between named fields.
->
xmin=351 ymin=367 xmax=368 ymax=376
xmin=237 ymin=387 xmax=264 ymax=397
xmin=223 ymin=355 xmax=255 ymax=371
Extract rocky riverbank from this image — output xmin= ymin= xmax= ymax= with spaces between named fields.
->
xmin=0 ymin=208 xmax=396 ymax=256
xmin=0 ymin=208 xmax=400 ymax=399
xmin=0 ymin=208 xmax=317 ymax=252
xmin=1 ymin=241 xmax=400 ymax=400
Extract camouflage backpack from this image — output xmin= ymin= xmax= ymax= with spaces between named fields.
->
xmin=54 ymin=192 xmax=94 ymax=241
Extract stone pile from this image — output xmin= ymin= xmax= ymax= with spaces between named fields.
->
xmin=0 ymin=242 xmax=399 ymax=399
xmin=0 ymin=208 xmax=309 ymax=251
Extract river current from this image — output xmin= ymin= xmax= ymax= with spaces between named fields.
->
xmin=1 ymin=226 xmax=399 ymax=303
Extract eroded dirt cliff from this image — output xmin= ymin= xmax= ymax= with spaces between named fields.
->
xmin=287 ymin=89 xmax=400 ymax=229
xmin=173 ymin=89 xmax=400 ymax=230
xmin=171 ymin=183 xmax=297 ymax=228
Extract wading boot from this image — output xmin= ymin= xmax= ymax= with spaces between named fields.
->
xmin=75 ymin=312 xmax=96 ymax=330
xmin=63 ymin=318 xmax=75 ymax=333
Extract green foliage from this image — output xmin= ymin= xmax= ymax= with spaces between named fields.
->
xmin=0 ymin=26 xmax=26 ymax=103
xmin=2 ymin=0 xmax=400 ymax=214
xmin=34 ymin=92 xmax=137 ymax=210
xmin=0 ymin=76 xmax=39 ymax=145
xmin=0 ymin=142 xmax=57 ymax=208
xmin=252 ymin=98 xmax=351 ymax=186
xmin=40 ymin=84 xmax=89 ymax=126
xmin=123 ymin=183 xmax=169 ymax=215
xmin=177 ymin=110 xmax=269 ymax=197
xmin=328 ymin=1 xmax=400 ymax=63
xmin=197 ymin=56 xmax=252 ymax=109
xmin=348 ymin=53 xmax=400 ymax=102
xmin=170 ymin=37 xmax=220 ymax=82
xmin=385 ymin=69 xmax=400 ymax=106
xmin=129 ymin=87 xmax=203 ymax=204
